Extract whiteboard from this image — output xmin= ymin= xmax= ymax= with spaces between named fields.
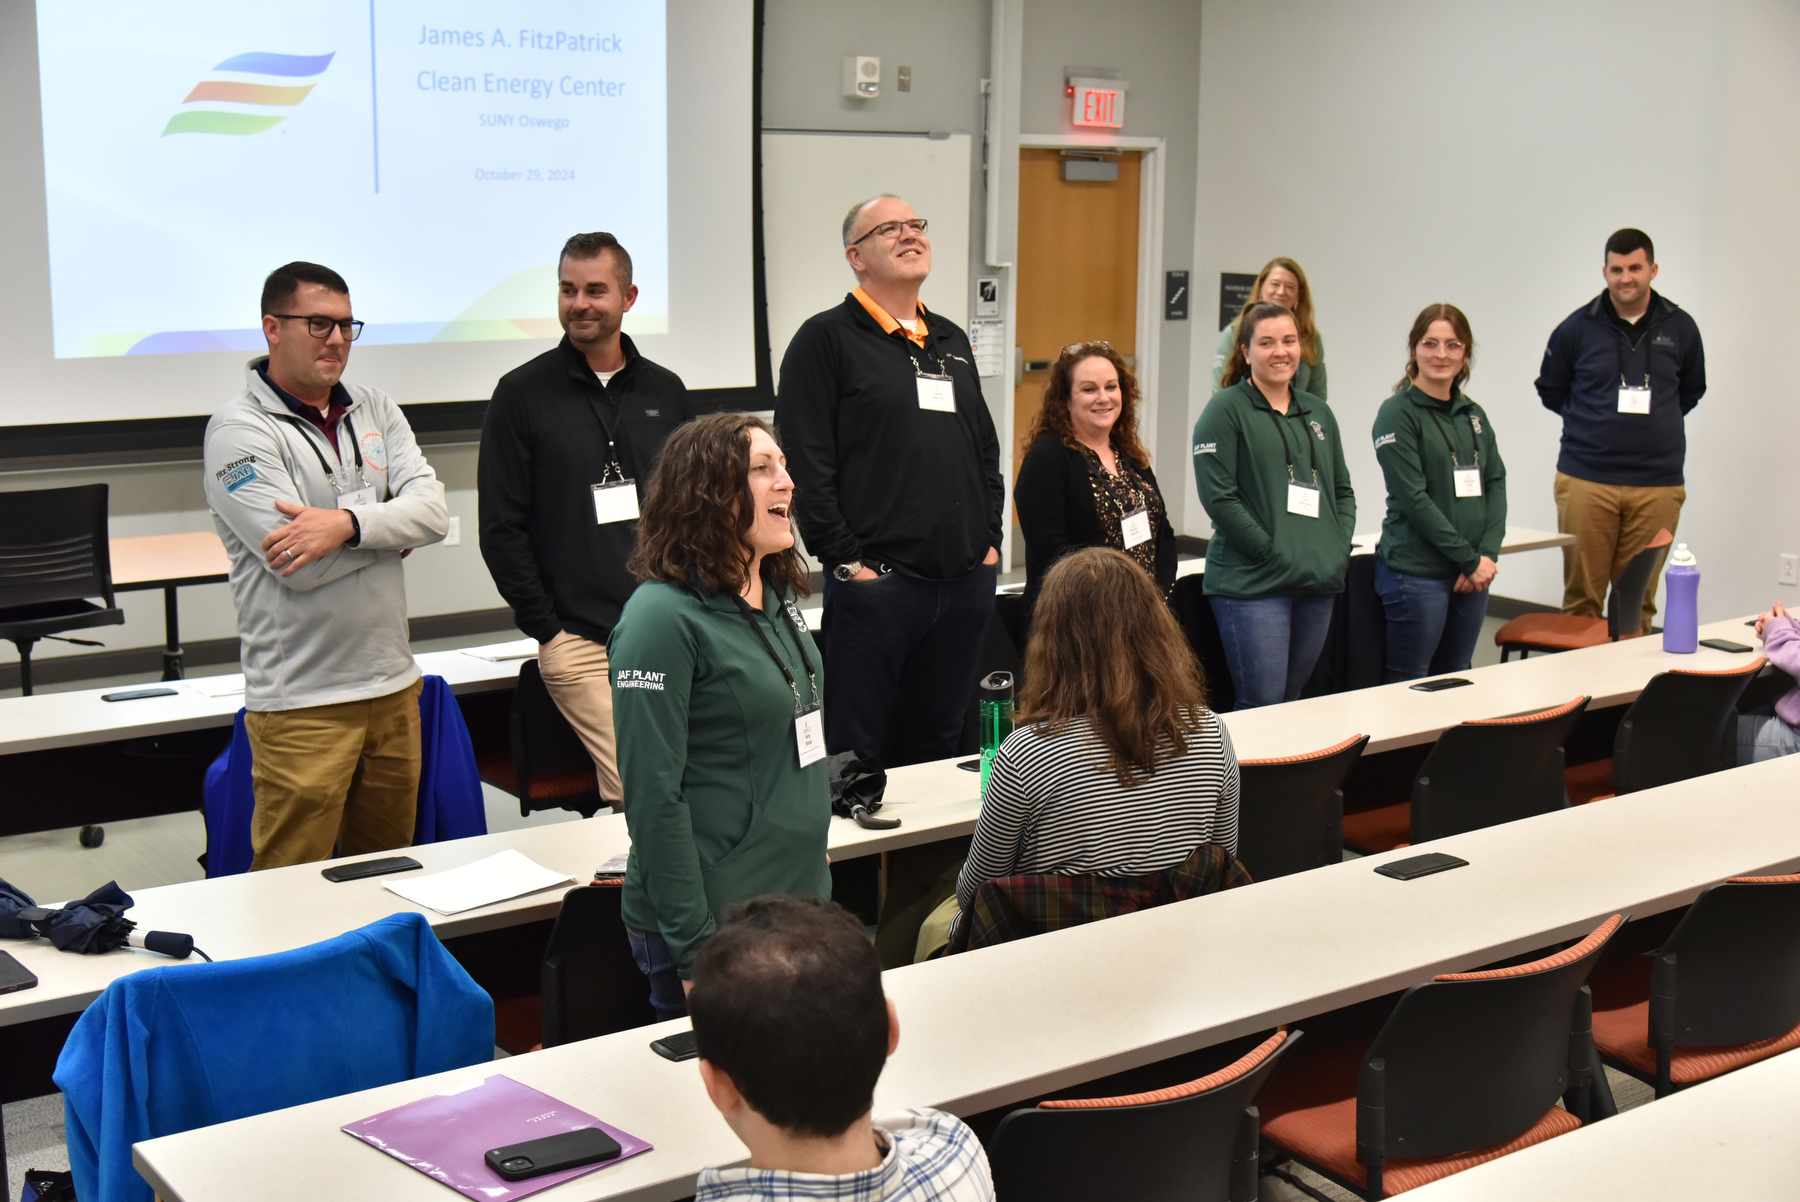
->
xmin=761 ymin=132 xmax=971 ymax=387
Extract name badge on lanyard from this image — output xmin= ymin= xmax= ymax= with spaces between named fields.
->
xmin=1453 ymin=466 xmax=1483 ymax=498
xmin=1618 ymin=386 xmax=1651 ymax=414
xmin=1121 ymin=507 xmax=1152 ymax=548
xmin=916 ymin=374 xmax=956 ymax=412
xmin=592 ymin=479 xmax=639 ymax=524
xmin=336 ymin=485 xmax=378 ymax=509
xmin=1287 ymin=481 xmax=1321 ymax=518
xmin=795 ymin=705 xmax=826 ymax=768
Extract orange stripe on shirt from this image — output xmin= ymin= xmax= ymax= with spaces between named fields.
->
xmin=853 ymin=286 xmax=929 ymax=348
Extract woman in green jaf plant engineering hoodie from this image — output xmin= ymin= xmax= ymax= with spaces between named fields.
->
xmin=607 ymin=412 xmax=831 ymax=1021
xmin=1370 ymin=304 xmax=1507 ymax=683
xmin=1194 ymin=302 xmax=1355 ymax=709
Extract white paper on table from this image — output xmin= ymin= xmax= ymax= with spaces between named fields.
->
xmin=183 ymin=675 xmax=246 ymax=698
xmin=459 ymin=638 xmax=539 ymax=662
xmin=382 ymin=850 xmax=573 ymax=915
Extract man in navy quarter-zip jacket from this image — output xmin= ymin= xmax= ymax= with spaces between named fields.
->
xmin=1536 ymin=228 xmax=1705 ymax=631
xmin=775 ymin=196 xmax=1005 ymax=769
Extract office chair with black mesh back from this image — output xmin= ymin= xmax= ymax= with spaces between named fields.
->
xmin=0 ymin=485 xmax=125 ymax=695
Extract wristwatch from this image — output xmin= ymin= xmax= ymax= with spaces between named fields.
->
xmin=833 ymin=561 xmax=865 ymax=582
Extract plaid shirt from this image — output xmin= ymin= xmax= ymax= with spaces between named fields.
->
xmin=948 ymin=844 xmax=1251 ymax=954
xmin=695 ymin=1109 xmax=993 ymax=1202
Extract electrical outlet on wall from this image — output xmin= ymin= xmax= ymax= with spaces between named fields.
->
xmin=1780 ymin=553 xmax=1797 ymax=586
xmin=444 ymin=515 xmax=461 ymax=547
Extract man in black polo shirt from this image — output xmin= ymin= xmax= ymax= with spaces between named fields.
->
xmin=478 ymin=232 xmax=693 ymax=805
xmin=777 ymin=196 xmax=1005 ymax=767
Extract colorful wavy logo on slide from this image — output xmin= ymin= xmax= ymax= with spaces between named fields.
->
xmin=161 ymin=51 xmax=335 ymax=137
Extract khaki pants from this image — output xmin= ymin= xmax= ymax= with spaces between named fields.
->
xmin=245 ymin=677 xmax=423 ymax=870
xmin=536 ymin=630 xmax=622 ymax=803
xmin=1554 ymin=472 xmax=1686 ymax=629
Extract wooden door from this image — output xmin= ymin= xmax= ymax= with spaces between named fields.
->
xmin=1013 ymin=149 xmax=1141 ymax=473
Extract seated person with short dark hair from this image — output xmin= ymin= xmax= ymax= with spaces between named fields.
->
xmin=690 ymin=896 xmax=994 ymax=1201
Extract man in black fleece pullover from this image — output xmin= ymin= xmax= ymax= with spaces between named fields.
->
xmin=776 ymin=196 xmax=1004 ymax=766
xmin=1536 ymin=228 xmax=1704 ymax=630
xmin=479 ymin=233 xmax=693 ymax=803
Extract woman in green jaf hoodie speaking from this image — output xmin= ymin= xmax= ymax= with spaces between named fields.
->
xmin=608 ymin=412 xmax=831 ymax=1021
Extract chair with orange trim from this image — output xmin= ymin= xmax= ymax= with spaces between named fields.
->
xmin=478 ymin=659 xmax=611 ymax=819
xmin=1237 ymin=735 xmax=1369 ymax=880
xmin=1494 ymin=529 xmax=1670 ymax=662
xmin=1563 ymin=658 xmax=1765 ymax=804
xmin=493 ymin=882 xmax=655 ymax=1055
xmin=1591 ymin=874 xmax=1800 ymax=1098
xmin=1342 ymin=697 xmax=1589 ymax=855
xmin=1258 ymin=914 xmax=1623 ymax=1200
xmin=987 ymin=1029 xmax=1302 ymax=1202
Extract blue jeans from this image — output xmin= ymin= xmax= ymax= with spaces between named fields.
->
xmin=1738 ymin=708 xmax=1800 ymax=765
xmin=1374 ymin=558 xmax=1492 ymax=684
xmin=1209 ymin=593 xmax=1336 ymax=709
xmin=627 ymin=928 xmax=688 ymax=1021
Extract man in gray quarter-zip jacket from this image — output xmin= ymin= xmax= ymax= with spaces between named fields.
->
xmin=203 ymin=262 xmax=447 ymax=870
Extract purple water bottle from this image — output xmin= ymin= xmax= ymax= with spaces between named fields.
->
xmin=1662 ymin=544 xmax=1699 ymax=653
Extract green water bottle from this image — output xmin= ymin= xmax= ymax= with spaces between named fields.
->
xmin=979 ymin=671 xmax=1015 ymax=797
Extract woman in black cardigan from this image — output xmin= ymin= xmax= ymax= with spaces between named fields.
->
xmin=1015 ymin=342 xmax=1176 ymax=615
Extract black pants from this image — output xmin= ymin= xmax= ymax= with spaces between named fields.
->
xmin=821 ymin=563 xmax=998 ymax=767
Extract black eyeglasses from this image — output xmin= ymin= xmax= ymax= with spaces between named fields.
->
xmin=272 ymin=314 xmax=365 ymax=341
xmin=850 ymin=217 xmax=929 ymax=247
xmin=1060 ymin=340 xmax=1112 ymax=359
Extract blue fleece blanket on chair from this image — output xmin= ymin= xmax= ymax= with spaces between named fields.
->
xmin=202 ymin=674 xmax=487 ymax=875
xmin=54 ymin=911 xmax=494 ymax=1202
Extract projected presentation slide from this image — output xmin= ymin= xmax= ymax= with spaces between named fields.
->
xmin=36 ymin=1 xmax=667 ymax=359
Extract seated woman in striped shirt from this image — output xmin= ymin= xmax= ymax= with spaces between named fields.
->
xmin=953 ymin=546 xmax=1240 ymax=914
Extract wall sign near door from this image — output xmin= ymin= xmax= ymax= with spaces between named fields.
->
xmin=1164 ymin=271 xmax=1189 ymax=321
xmin=1219 ymin=272 xmax=1257 ymax=331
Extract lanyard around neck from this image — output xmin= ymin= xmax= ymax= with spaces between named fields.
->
xmin=1260 ymin=396 xmax=1316 ymax=485
xmin=732 ymin=594 xmax=818 ymax=715
xmin=1424 ymin=401 xmax=1480 ymax=469
xmin=279 ymin=408 xmax=365 ymax=492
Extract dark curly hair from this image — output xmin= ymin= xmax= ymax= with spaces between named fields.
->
xmin=629 ymin=412 xmax=810 ymax=599
xmin=1023 ymin=343 xmax=1151 ymax=468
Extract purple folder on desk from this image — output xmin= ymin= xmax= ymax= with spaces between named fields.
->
xmin=342 ymin=1074 xmax=653 ymax=1199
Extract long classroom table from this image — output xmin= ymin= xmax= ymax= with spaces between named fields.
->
xmin=1404 ymin=1047 xmax=1800 ymax=1200
xmin=0 ymin=756 xmax=976 ymax=1030
xmin=130 ymin=751 xmax=1800 ymax=1202
xmin=1 ymin=615 xmax=1770 ymax=1024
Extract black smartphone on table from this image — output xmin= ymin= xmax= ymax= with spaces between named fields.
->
xmin=0 ymin=950 xmax=40 ymax=994
xmin=319 ymin=855 xmax=422 ymax=882
xmin=1375 ymin=852 xmax=1470 ymax=881
xmin=1699 ymin=638 xmax=1754 ymax=653
xmin=485 ymin=1128 xmax=622 ymax=1180
xmin=1408 ymin=677 xmax=1473 ymax=693
xmin=101 ymin=688 xmax=178 ymax=702
xmin=650 ymin=1029 xmax=699 ymax=1061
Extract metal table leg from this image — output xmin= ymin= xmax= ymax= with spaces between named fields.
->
xmin=160 ymin=584 xmax=184 ymax=680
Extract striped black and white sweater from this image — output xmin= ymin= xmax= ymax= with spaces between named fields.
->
xmin=955 ymin=708 xmax=1239 ymax=912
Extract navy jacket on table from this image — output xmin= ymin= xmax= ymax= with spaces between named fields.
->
xmin=1535 ymin=290 xmax=1705 ymax=487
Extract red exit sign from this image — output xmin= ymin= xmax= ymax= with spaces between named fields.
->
xmin=1068 ymin=76 xmax=1127 ymax=129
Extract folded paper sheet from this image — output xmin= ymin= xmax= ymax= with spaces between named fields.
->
xmin=383 ymin=850 xmax=573 ymax=916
